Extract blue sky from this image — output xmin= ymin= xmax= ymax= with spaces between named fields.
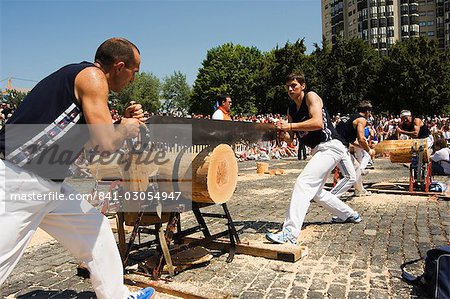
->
xmin=1 ymin=0 xmax=322 ymax=90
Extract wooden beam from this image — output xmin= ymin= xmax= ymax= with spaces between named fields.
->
xmin=125 ymin=273 xmax=231 ymax=299
xmin=367 ymin=188 xmax=449 ymax=199
xmin=183 ymin=237 xmax=308 ymax=263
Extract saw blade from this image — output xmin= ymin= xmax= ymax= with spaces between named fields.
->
xmin=144 ymin=116 xmax=277 ymax=146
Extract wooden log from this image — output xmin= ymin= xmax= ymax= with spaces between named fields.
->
xmin=119 ymin=144 xmax=238 ymax=226
xmin=89 ymin=154 xmax=124 ymax=180
xmin=256 ymin=162 xmax=269 ymax=174
xmin=190 ymin=144 xmax=238 ymax=204
xmin=156 ymin=144 xmax=238 ymax=204
xmin=375 ymin=139 xmax=430 ymax=163
xmin=118 ymin=153 xmax=166 ymax=226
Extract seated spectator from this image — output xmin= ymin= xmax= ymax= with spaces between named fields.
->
xmin=442 ymin=125 xmax=450 ymax=142
xmin=431 ymin=139 xmax=450 ymax=175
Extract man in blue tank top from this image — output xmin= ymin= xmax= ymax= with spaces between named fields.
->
xmin=0 ymin=38 xmax=155 ymax=299
xmin=266 ymin=73 xmax=362 ymax=245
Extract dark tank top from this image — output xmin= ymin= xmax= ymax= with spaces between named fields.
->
xmin=336 ymin=113 xmax=365 ymax=146
xmin=0 ymin=62 xmax=94 ymax=181
xmin=288 ymin=92 xmax=343 ymax=148
xmin=400 ymin=117 xmax=431 ymax=139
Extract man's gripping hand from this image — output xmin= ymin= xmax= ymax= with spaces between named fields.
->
xmin=120 ymin=117 xmax=140 ymax=138
xmin=124 ymin=103 xmax=145 ymax=122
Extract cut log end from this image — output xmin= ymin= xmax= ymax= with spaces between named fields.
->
xmin=204 ymin=144 xmax=238 ymax=203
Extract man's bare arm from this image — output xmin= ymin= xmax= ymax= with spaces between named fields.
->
xmin=288 ymin=92 xmax=323 ymax=132
xmin=75 ymin=67 xmax=139 ymax=153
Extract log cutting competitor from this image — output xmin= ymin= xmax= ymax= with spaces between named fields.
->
xmin=334 ymin=100 xmax=375 ymax=197
xmin=266 ymin=72 xmax=362 ymax=245
xmin=397 ymin=109 xmax=433 ymax=149
xmin=0 ymin=38 xmax=155 ymax=299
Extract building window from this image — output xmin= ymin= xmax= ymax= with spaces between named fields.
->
xmin=387 ymin=26 xmax=395 ymax=37
xmin=427 ymin=10 xmax=434 ymax=16
xmin=427 ymin=21 xmax=434 ymax=26
xmin=428 ymin=31 xmax=435 ymax=36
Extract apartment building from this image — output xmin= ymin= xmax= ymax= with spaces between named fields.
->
xmin=322 ymin=0 xmax=450 ymax=52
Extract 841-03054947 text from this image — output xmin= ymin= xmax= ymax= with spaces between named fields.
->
xmin=95 ymin=191 xmax=182 ymax=202
xmin=6 ymin=191 xmax=182 ymax=202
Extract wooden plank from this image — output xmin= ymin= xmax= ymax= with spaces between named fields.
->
xmin=125 ymin=273 xmax=231 ymax=299
xmin=183 ymin=237 xmax=308 ymax=262
xmin=366 ymin=188 xmax=450 ymax=199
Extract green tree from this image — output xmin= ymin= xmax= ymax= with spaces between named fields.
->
xmin=376 ymin=37 xmax=450 ymax=115
xmin=256 ymin=39 xmax=308 ymax=114
xmin=161 ymin=71 xmax=191 ymax=115
xmin=312 ymin=37 xmax=381 ymax=115
xmin=191 ymin=43 xmax=264 ymax=115
xmin=115 ymin=72 xmax=161 ymax=114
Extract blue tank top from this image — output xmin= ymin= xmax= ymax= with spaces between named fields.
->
xmin=288 ymin=92 xmax=343 ymax=148
xmin=0 ymin=62 xmax=94 ymax=181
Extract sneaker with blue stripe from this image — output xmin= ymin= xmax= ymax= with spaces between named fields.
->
xmin=265 ymin=228 xmax=298 ymax=244
xmin=128 ymin=287 xmax=155 ymax=299
xmin=331 ymin=212 xmax=362 ymax=223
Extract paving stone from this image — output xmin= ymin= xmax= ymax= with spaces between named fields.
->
xmin=266 ymin=288 xmax=287 ymax=299
xmin=327 ymin=283 xmax=347 ymax=298
xmin=4 ymin=159 xmax=450 ymax=299
xmin=348 ymin=291 xmax=369 ymax=299
xmin=369 ymin=288 xmax=389 ymax=299
xmin=308 ymin=278 xmax=327 ymax=291
xmin=239 ymin=291 xmax=266 ymax=299
xmin=306 ymin=291 xmax=327 ymax=299
xmin=288 ymin=286 xmax=307 ymax=299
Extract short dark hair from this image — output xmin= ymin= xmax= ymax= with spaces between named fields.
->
xmin=218 ymin=94 xmax=231 ymax=106
xmin=286 ymin=73 xmax=306 ymax=85
xmin=95 ymin=37 xmax=140 ymax=70
xmin=434 ymin=138 xmax=447 ymax=151
xmin=357 ymin=100 xmax=373 ymax=113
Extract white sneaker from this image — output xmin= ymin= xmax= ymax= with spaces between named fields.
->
xmin=332 ymin=212 xmax=362 ymax=223
xmin=354 ymin=189 xmax=372 ymax=197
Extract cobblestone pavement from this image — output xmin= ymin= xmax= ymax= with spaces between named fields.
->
xmin=2 ymin=157 xmax=450 ymax=298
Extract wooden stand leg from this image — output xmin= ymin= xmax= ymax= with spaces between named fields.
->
xmin=116 ymin=212 xmax=126 ymax=260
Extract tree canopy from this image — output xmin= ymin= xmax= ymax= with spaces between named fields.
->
xmin=115 ymin=72 xmax=161 ymax=114
xmin=190 ymin=43 xmax=264 ymax=116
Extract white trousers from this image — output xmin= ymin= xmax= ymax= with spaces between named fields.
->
xmin=354 ymin=147 xmax=371 ymax=172
xmin=0 ymin=160 xmax=130 ymax=299
xmin=332 ymin=151 xmax=364 ymax=197
xmin=283 ymin=139 xmax=358 ymax=237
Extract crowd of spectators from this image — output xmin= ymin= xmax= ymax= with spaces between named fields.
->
xmin=3 ymin=98 xmax=450 ymax=175
xmin=0 ymin=102 xmax=15 ymax=128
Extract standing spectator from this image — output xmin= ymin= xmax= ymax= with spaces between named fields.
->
xmin=441 ymin=125 xmax=450 ymax=142
xmin=297 ymin=138 xmax=307 ymax=160
xmin=212 ymin=95 xmax=232 ymax=120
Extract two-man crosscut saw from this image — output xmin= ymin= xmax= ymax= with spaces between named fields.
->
xmin=142 ymin=116 xmax=278 ymax=146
